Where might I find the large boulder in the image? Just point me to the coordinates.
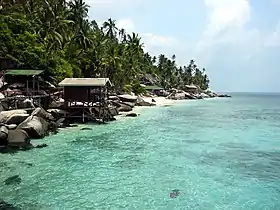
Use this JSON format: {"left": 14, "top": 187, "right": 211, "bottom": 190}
{"left": 118, "top": 94, "right": 138, "bottom": 103}
{"left": 16, "top": 98, "right": 35, "bottom": 109}
{"left": 121, "top": 101, "right": 135, "bottom": 108}
{"left": 0, "top": 110, "right": 27, "bottom": 123}
{"left": 185, "top": 93, "right": 197, "bottom": 100}
{"left": 49, "top": 98, "right": 64, "bottom": 109}
{"left": 5, "top": 113, "right": 29, "bottom": 125}
{"left": 111, "top": 101, "right": 122, "bottom": 108}
{"left": 18, "top": 116, "right": 49, "bottom": 138}
{"left": 0, "top": 126, "right": 8, "bottom": 145}
{"left": 108, "top": 95, "right": 119, "bottom": 101}
{"left": 90, "top": 106, "right": 118, "bottom": 120}
{"left": 136, "top": 97, "right": 155, "bottom": 106}
{"left": 47, "top": 109, "right": 67, "bottom": 120}
{"left": 126, "top": 113, "right": 138, "bottom": 117}
{"left": 166, "top": 92, "right": 186, "bottom": 100}
{"left": 6, "top": 124, "right": 17, "bottom": 129}
{"left": 200, "top": 93, "right": 210, "bottom": 98}
{"left": 7, "top": 128, "right": 30, "bottom": 147}
{"left": 118, "top": 103, "right": 133, "bottom": 112}
{"left": 31, "top": 107, "right": 54, "bottom": 121}
{"left": 108, "top": 107, "right": 118, "bottom": 116}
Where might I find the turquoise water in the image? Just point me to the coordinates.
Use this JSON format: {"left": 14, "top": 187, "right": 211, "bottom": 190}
{"left": 1, "top": 93, "right": 280, "bottom": 209}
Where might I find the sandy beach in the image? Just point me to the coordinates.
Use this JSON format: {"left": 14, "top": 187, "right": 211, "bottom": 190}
{"left": 141, "top": 96, "right": 176, "bottom": 106}
{"left": 116, "top": 96, "right": 178, "bottom": 118}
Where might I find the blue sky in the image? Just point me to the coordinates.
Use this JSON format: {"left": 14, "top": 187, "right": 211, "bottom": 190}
{"left": 85, "top": 0, "right": 280, "bottom": 92}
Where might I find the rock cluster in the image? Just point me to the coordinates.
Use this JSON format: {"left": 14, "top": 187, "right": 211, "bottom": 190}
{"left": 0, "top": 107, "right": 66, "bottom": 151}
{"left": 108, "top": 94, "right": 155, "bottom": 117}
{"left": 166, "top": 89, "right": 231, "bottom": 100}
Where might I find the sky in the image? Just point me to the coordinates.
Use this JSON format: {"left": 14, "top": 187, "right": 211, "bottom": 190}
{"left": 84, "top": 0, "right": 280, "bottom": 92}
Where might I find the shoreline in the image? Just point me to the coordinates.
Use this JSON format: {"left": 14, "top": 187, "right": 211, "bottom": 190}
{"left": 0, "top": 92, "right": 231, "bottom": 154}
{"left": 117, "top": 96, "right": 179, "bottom": 118}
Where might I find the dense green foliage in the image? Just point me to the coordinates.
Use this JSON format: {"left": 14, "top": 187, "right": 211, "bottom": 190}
{"left": 0, "top": 0, "right": 210, "bottom": 91}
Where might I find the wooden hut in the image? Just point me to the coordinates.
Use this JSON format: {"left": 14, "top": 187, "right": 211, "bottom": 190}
{"left": 1, "top": 69, "right": 49, "bottom": 109}
{"left": 144, "top": 85, "right": 164, "bottom": 96}
{"left": 58, "top": 78, "right": 112, "bottom": 122}
{"left": 4, "top": 69, "right": 45, "bottom": 95}
{"left": 184, "top": 84, "right": 199, "bottom": 94}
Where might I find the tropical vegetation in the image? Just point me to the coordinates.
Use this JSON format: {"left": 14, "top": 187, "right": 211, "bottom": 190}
{"left": 0, "top": 0, "right": 210, "bottom": 93}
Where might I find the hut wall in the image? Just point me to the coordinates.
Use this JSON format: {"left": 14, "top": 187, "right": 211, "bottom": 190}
{"left": 64, "top": 86, "right": 106, "bottom": 102}
{"left": 64, "top": 86, "right": 89, "bottom": 102}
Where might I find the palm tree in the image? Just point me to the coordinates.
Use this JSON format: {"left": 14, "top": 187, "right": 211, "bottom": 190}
{"left": 103, "top": 18, "right": 118, "bottom": 38}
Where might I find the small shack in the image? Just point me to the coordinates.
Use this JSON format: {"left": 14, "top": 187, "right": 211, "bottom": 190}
{"left": 1, "top": 69, "right": 50, "bottom": 110}
{"left": 184, "top": 84, "right": 199, "bottom": 94}
{"left": 58, "top": 78, "right": 112, "bottom": 122}
{"left": 144, "top": 85, "right": 164, "bottom": 96}
{"left": 4, "top": 69, "right": 44, "bottom": 95}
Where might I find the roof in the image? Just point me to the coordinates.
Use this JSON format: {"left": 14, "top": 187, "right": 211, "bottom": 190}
{"left": 58, "top": 78, "right": 111, "bottom": 87}
{"left": 185, "top": 84, "right": 198, "bottom": 89}
{"left": 5, "top": 69, "right": 44, "bottom": 76}
{"left": 144, "top": 85, "right": 164, "bottom": 90}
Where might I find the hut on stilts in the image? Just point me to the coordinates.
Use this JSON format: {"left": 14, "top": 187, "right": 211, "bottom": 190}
{"left": 0, "top": 69, "right": 51, "bottom": 110}
{"left": 58, "top": 78, "right": 113, "bottom": 123}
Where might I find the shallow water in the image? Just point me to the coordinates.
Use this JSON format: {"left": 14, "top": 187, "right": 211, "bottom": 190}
{"left": 1, "top": 93, "right": 280, "bottom": 209}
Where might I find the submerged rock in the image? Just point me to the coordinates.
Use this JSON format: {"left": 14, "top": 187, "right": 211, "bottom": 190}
{"left": 4, "top": 175, "right": 21, "bottom": 185}
{"left": 19, "top": 161, "right": 33, "bottom": 167}
{"left": 218, "top": 94, "right": 231, "bottom": 98}
{"left": 80, "top": 127, "right": 93, "bottom": 131}
{"left": 0, "top": 199, "right": 21, "bottom": 210}
{"left": 35, "top": 144, "right": 48, "bottom": 149}
{"left": 126, "top": 113, "right": 138, "bottom": 117}
{"left": 170, "top": 189, "right": 180, "bottom": 198}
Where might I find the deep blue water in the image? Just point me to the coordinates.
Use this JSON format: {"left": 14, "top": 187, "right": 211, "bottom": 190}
{"left": 1, "top": 93, "right": 280, "bottom": 209}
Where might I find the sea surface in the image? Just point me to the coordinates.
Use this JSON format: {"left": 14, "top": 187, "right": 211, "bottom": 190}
{"left": 1, "top": 93, "right": 280, "bottom": 209}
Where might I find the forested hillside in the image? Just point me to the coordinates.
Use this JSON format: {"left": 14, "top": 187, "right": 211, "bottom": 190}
{"left": 0, "top": 0, "right": 210, "bottom": 92}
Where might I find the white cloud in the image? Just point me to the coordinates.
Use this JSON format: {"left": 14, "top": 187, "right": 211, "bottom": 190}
{"left": 116, "top": 18, "right": 136, "bottom": 34}
{"left": 142, "top": 33, "right": 179, "bottom": 58}
{"left": 84, "top": 0, "right": 143, "bottom": 15}
{"left": 196, "top": 0, "right": 251, "bottom": 52}
{"left": 115, "top": 18, "right": 179, "bottom": 58}
{"left": 142, "top": 33, "right": 178, "bottom": 48}
{"left": 204, "top": 0, "right": 251, "bottom": 36}
{"left": 265, "top": 21, "right": 280, "bottom": 47}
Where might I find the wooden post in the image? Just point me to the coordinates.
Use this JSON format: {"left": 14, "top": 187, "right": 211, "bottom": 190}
{"left": 82, "top": 102, "right": 85, "bottom": 123}
{"left": 33, "top": 76, "right": 35, "bottom": 92}
{"left": 27, "top": 80, "right": 29, "bottom": 97}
